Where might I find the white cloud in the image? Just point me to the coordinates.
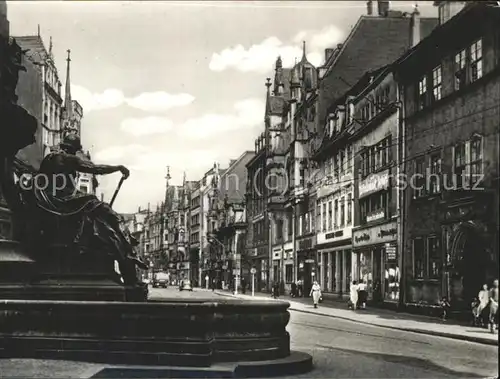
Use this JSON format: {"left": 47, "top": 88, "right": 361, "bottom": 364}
{"left": 94, "top": 144, "right": 147, "bottom": 163}
{"left": 121, "top": 116, "right": 174, "bottom": 136}
{"left": 179, "top": 98, "right": 264, "bottom": 139}
{"left": 70, "top": 85, "right": 195, "bottom": 113}
{"left": 209, "top": 25, "right": 344, "bottom": 73}
{"left": 126, "top": 92, "right": 195, "bottom": 112}
{"left": 71, "top": 85, "right": 125, "bottom": 111}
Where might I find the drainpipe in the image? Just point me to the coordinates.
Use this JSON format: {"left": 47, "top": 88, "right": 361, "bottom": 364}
{"left": 397, "top": 82, "right": 406, "bottom": 310}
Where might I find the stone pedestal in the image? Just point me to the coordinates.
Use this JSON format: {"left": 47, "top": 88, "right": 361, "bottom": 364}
{"left": 0, "top": 239, "right": 147, "bottom": 302}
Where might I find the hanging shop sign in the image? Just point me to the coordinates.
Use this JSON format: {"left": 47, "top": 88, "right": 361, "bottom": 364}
{"left": 358, "top": 169, "right": 390, "bottom": 198}
{"left": 385, "top": 243, "right": 397, "bottom": 261}
{"left": 353, "top": 221, "right": 397, "bottom": 247}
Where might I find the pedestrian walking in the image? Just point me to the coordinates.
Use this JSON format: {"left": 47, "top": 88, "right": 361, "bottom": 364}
{"left": 310, "top": 281, "right": 322, "bottom": 309}
{"left": 349, "top": 281, "right": 359, "bottom": 310}
{"left": 297, "top": 280, "right": 303, "bottom": 297}
{"left": 473, "top": 284, "right": 490, "bottom": 327}
{"left": 358, "top": 281, "right": 368, "bottom": 309}
{"left": 489, "top": 279, "right": 498, "bottom": 333}
{"left": 291, "top": 282, "right": 297, "bottom": 298}
{"left": 439, "top": 297, "right": 451, "bottom": 321}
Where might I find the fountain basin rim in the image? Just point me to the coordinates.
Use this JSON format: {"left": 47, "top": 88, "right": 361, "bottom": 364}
{"left": 0, "top": 298, "right": 291, "bottom": 310}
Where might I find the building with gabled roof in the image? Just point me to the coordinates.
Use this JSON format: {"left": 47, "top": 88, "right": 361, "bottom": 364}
{"left": 317, "top": 1, "right": 438, "bottom": 134}
{"left": 14, "top": 33, "right": 64, "bottom": 158}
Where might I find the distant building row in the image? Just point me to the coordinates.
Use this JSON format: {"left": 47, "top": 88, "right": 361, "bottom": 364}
{"left": 133, "top": 1, "right": 500, "bottom": 316}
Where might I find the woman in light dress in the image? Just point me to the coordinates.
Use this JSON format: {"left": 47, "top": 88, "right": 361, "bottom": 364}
{"left": 474, "top": 284, "right": 490, "bottom": 326}
{"left": 310, "top": 281, "right": 322, "bottom": 309}
{"left": 350, "top": 280, "right": 359, "bottom": 310}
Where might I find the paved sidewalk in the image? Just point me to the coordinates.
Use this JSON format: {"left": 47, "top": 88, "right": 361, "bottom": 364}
{"left": 213, "top": 290, "right": 499, "bottom": 346}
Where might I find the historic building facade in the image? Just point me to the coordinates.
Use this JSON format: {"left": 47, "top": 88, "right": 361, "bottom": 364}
{"left": 15, "top": 34, "right": 63, "bottom": 158}
{"left": 246, "top": 135, "right": 269, "bottom": 291}
{"left": 394, "top": 1, "right": 500, "bottom": 311}
{"left": 210, "top": 152, "right": 255, "bottom": 290}
{"left": 350, "top": 67, "right": 401, "bottom": 305}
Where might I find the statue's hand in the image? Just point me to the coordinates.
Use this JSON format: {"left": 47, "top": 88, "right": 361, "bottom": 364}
{"left": 118, "top": 165, "right": 130, "bottom": 179}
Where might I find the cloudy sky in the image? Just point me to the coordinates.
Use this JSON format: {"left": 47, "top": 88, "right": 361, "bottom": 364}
{"left": 7, "top": 1, "right": 436, "bottom": 213}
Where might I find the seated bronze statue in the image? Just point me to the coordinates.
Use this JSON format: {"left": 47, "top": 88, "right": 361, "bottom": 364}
{"left": 19, "top": 134, "right": 148, "bottom": 286}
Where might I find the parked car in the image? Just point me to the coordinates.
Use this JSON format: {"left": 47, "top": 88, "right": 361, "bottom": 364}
{"left": 152, "top": 272, "right": 169, "bottom": 288}
{"left": 179, "top": 280, "right": 193, "bottom": 291}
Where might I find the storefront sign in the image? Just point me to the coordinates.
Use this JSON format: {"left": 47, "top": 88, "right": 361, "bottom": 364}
{"left": 298, "top": 238, "right": 314, "bottom": 251}
{"left": 317, "top": 226, "right": 351, "bottom": 246}
{"left": 385, "top": 244, "right": 397, "bottom": 261}
{"left": 325, "top": 230, "right": 344, "bottom": 240}
{"left": 366, "top": 209, "right": 385, "bottom": 223}
{"left": 272, "top": 248, "right": 282, "bottom": 260}
{"left": 353, "top": 221, "right": 397, "bottom": 247}
{"left": 359, "top": 170, "right": 389, "bottom": 198}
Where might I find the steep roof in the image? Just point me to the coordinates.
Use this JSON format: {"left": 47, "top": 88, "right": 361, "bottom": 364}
{"left": 14, "top": 36, "right": 49, "bottom": 63}
{"left": 219, "top": 151, "right": 255, "bottom": 204}
{"left": 318, "top": 14, "right": 438, "bottom": 127}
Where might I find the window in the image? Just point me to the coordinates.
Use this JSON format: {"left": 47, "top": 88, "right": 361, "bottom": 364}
{"left": 432, "top": 66, "right": 442, "bottom": 102}
{"left": 414, "top": 157, "right": 425, "bottom": 198}
{"left": 339, "top": 150, "right": 345, "bottom": 174}
{"left": 347, "top": 193, "right": 352, "bottom": 224}
{"left": 427, "top": 236, "right": 441, "bottom": 279}
{"left": 285, "top": 264, "right": 293, "bottom": 283}
{"left": 361, "top": 103, "right": 370, "bottom": 122}
{"left": 327, "top": 201, "right": 332, "bottom": 231}
{"left": 429, "top": 153, "right": 441, "bottom": 194}
{"left": 316, "top": 204, "right": 321, "bottom": 232}
{"left": 455, "top": 49, "right": 467, "bottom": 91}
{"left": 413, "top": 238, "right": 425, "bottom": 279}
{"left": 470, "top": 136, "right": 483, "bottom": 186}
{"left": 334, "top": 199, "right": 338, "bottom": 228}
{"left": 299, "top": 168, "right": 305, "bottom": 187}
{"left": 340, "top": 196, "right": 345, "bottom": 226}
{"left": 454, "top": 142, "right": 467, "bottom": 188}
{"left": 322, "top": 203, "right": 326, "bottom": 232}
{"left": 347, "top": 145, "right": 353, "bottom": 169}
{"left": 470, "top": 39, "right": 483, "bottom": 82}
{"left": 276, "top": 219, "right": 284, "bottom": 241}
{"left": 360, "top": 199, "right": 367, "bottom": 224}
{"left": 418, "top": 75, "right": 427, "bottom": 110}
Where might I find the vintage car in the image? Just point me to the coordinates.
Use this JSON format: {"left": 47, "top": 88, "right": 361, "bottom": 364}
{"left": 152, "top": 272, "right": 169, "bottom": 288}
{"left": 179, "top": 279, "right": 193, "bottom": 291}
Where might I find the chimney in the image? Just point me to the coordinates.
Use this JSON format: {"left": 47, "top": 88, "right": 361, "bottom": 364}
{"left": 367, "top": 0, "right": 373, "bottom": 15}
{"left": 377, "top": 0, "right": 390, "bottom": 16}
{"left": 410, "top": 4, "right": 421, "bottom": 47}
{"left": 325, "top": 48, "right": 335, "bottom": 62}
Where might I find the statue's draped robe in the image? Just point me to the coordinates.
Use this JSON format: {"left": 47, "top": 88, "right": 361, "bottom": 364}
{"left": 29, "top": 152, "right": 135, "bottom": 266}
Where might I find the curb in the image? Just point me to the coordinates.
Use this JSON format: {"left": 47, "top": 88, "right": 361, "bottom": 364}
{"left": 89, "top": 351, "right": 313, "bottom": 378}
{"left": 214, "top": 291, "right": 499, "bottom": 347}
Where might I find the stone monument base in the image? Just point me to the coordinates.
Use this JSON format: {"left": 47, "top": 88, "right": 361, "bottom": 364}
{"left": 0, "top": 298, "right": 313, "bottom": 377}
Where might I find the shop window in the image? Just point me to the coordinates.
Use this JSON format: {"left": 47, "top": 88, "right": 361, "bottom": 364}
{"left": 427, "top": 236, "right": 441, "bottom": 279}
{"left": 413, "top": 238, "right": 425, "bottom": 279}
{"left": 285, "top": 264, "right": 293, "bottom": 283}
{"left": 384, "top": 262, "right": 400, "bottom": 301}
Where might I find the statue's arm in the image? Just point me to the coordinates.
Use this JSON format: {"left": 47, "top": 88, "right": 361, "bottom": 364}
{"left": 62, "top": 155, "right": 124, "bottom": 176}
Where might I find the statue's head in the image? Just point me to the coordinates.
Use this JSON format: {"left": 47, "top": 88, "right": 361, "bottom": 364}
{"left": 60, "top": 133, "right": 82, "bottom": 154}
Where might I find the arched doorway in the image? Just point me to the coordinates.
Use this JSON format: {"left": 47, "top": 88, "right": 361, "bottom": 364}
{"left": 448, "top": 222, "right": 492, "bottom": 308}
